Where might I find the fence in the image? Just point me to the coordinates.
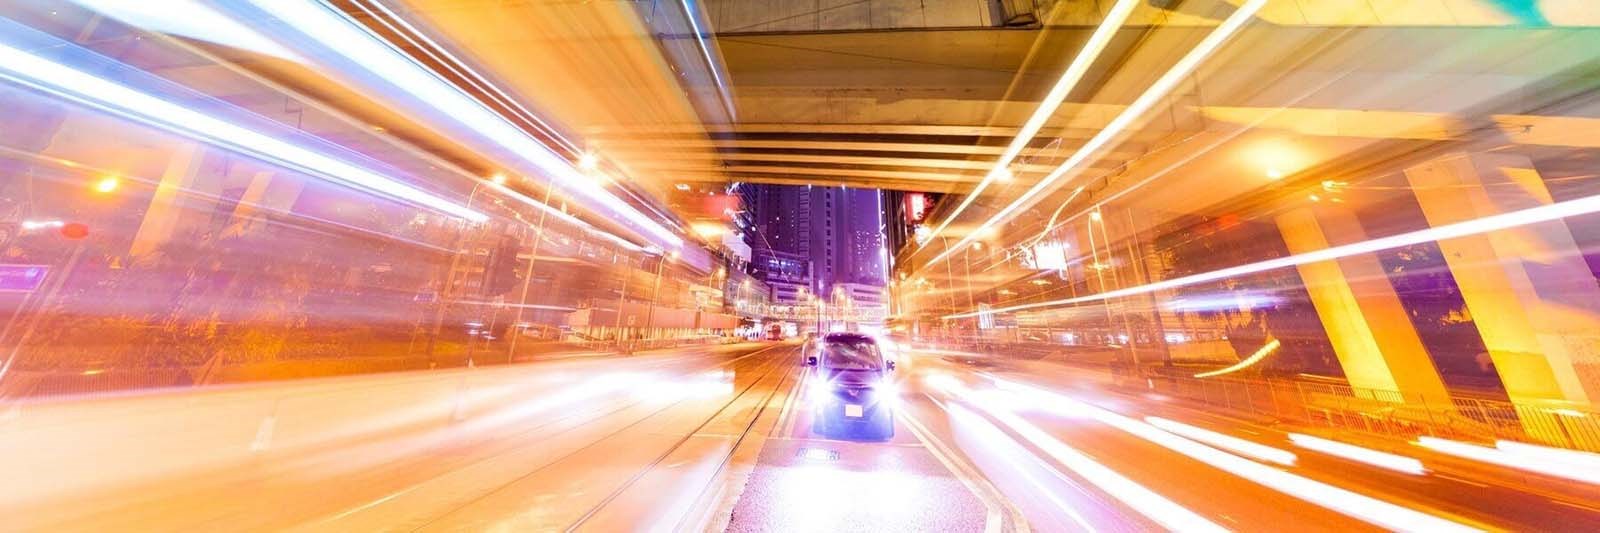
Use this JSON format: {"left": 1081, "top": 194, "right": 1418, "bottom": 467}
{"left": 1115, "top": 366, "right": 1600, "bottom": 452}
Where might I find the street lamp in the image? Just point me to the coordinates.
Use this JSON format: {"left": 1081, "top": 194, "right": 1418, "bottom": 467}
{"left": 92, "top": 175, "right": 119, "bottom": 194}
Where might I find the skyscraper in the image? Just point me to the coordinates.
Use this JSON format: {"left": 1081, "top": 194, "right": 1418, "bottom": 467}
{"left": 742, "top": 184, "right": 886, "bottom": 305}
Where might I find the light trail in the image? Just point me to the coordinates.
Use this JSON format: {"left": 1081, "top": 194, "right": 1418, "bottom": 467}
{"left": 1495, "top": 440, "right": 1600, "bottom": 472}
{"left": 917, "top": 0, "right": 1140, "bottom": 252}
{"left": 942, "top": 403, "right": 1102, "bottom": 532}
{"left": 921, "top": 0, "right": 1268, "bottom": 270}
{"left": 1145, "top": 417, "right": 1297, "bottom": 466}
{"left": 1418, "top": 437, "right": 1600, "bottom": 485}
{"left": 946, "top": 184, "right": 1600, "bottom": 319}
{"left": 0, "top": 38, "right": 485, "bottom": 222}
{"left": 1288, "top": 434, "right": 1426, "bottom": 475}
{"left": 1193, "top": 339, "right": 1281, "bottom": 378}
{"left": 679, "top": 0, "right": 737, "bottom": 120}
{"left": 927, "top": 374, "right": 1227, "bottom": 532}
{"left": 348, "top": 0, "right": 581, "bottom": 155}
{"left": 482, "top": 181, "right": 647, "bottom": 252}
{"left": 250, "top": 0, "right": 682, "bottom": 249}
{"left": 992, "top": 378, "right": 1481, "bottom": 532}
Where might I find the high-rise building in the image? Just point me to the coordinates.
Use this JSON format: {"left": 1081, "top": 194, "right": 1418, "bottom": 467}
{"left": 741, "top": 184, "right": 887, "bottom": 310}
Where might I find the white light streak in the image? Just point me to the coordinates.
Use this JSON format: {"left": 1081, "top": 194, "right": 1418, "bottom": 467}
{"left": 924, "top": 0, "right": 1267, "bottom": 270}
{"left": 947, "top": 183, "right": 1600, "bottom": 319}
{"left": 0, "top": 41, "right": 485, "bottom": 222}
{"left": 1146, "top": 417, "right": 1297, "bottom": 466}
{"left": 1288, "top": 434, "right": 1425, "bottom": 475}
{"left": 918, "top": 0, "right": 1141, "bottom": 251}
{"left": 71, "top": 0, "right": 300, "bottom": 60}
{"left": 1495, "top": 440, "right": 1600, "bottom": 472}
{"left": 1419, "top": 437, "right": 1600, "bottom": 485}
{"left": 930, "top": 377, "right": 1224, "bottom": 531}
{"left": 248, "top": 1, "right": 681, "bottom": 248}
{"left": 993, "top": 378, "right": 1479, "bottom": 532}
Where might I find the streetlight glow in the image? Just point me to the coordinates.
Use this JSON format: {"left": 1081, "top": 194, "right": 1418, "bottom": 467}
{"left": 93, "top": 175, "right": 120, "bottom": 194}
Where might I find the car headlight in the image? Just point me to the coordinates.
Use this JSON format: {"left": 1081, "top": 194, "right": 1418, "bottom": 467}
{"left": 874, "top": 379, "right": 900, "bottom": 405}
{"left": 809, "top": 378, "right": 833, "bottom": 404}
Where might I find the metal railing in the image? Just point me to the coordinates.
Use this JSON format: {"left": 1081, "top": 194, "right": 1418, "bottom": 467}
{"left": 1116, "top": 366, "right": 1600, "bottom": 452}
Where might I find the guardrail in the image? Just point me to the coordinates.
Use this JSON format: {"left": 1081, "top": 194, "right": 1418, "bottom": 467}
{"left": 1115, "top": 366, "right": 1600, "bottom": 452}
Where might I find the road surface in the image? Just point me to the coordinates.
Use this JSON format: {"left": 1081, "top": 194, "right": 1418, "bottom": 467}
{"left": 3, "top": 342, "right": 1597, "bottom": 531}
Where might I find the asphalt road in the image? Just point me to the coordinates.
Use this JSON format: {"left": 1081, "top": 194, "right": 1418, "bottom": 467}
{"left": 4, "top": 341, "right": 1597, "bottom": 531}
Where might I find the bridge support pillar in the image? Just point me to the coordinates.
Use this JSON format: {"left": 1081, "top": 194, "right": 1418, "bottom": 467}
{"left": 1404, "top": 153, "right": 1600, "bottom": 444}
{"left": 1275, "top": 205, "right": 1452, "bottom": 405}
{"left": 129, "top": 143, "right": 216, "bottom": 257}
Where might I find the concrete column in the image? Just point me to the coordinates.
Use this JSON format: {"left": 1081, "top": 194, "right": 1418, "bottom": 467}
{"left": 1276, "top": 206, "right": 1452, "bottom": 404}
{"left": 129, "top": 144, "right": 213, "bottom": 257}
{"left": 1404, "top": 153, "right": 1600, "bottom": 410}
{"left": 225, "top": 171, "right": 304, "bottom": 237}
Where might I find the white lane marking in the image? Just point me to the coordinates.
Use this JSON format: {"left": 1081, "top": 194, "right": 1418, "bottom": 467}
{"left": 1432, "top": 473, "right": 1489, "bottom": 489}
{"left": 1548, "top": 498, "right": 1600, "bottom": 514}
{"left": 250, "top": 415, "right": 276, "bottom": 452}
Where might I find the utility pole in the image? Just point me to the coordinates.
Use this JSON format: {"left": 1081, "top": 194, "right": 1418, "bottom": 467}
{"left": 642, "top": 252, "right": 668, "bottom": 351}
{"left": 505, "top": 184, "right": 557, "bottom": 363}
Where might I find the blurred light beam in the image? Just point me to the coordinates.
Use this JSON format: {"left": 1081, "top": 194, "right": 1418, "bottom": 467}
{"left": 1146, "top": 417, "right": 1297, "bottom": 466}
{"left": 945, "top": 185, "right": 1600, "bottom": 319}
{"left": 993, "top": 378, "right": 1480, "bottom": 532}
{"left": 933, "top": 377, "right": 1225, "bottom": 531}
{"left": 1193, "top": 339, "right": 1280, "bottom": 379}
{"left": 1288, "top": 434, "right": 1426, "bottom": 475}
{"left": 0, "top": 39, "right": 485, "bottom": 222}
{"left": 1418, "top": 437, "right": 1600, "bottom": 485}
{"left": 71, "top": 0, "right": 300, "bottom": 61}
{"left": 1495, "top": 440, "right": 1600, "bottom": 472}
{"left": 249, "top": 0, "right": 681, "bottom": 248}
{"left": 923, "top": 0, "right": 1268, "bottom": 270}
{"left": 918, "top": 0, "right": 1140, "bottom": 251}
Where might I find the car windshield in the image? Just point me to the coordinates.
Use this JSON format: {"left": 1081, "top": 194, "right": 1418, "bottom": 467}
{"left": 822, "top": 340, "right": 882, "bottom": 370}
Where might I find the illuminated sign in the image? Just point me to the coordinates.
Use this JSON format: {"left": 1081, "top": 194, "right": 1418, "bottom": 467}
{"left": 0, "top": 264, "right": 49, "bottom": 292}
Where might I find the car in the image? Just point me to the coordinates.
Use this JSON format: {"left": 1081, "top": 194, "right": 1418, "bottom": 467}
{"left": 806, "top": 332, "right": 897, "bottom": 439}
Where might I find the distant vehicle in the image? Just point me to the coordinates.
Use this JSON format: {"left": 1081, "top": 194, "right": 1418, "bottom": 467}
{"left": 807, "top": 332, "right": 897, "bottom": 439}
{"left": 764, "top": 323, "right": 784, "bottom": 341}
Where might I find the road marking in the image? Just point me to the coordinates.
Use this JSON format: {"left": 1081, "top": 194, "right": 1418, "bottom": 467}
{"left": 1549, "top": 498, "right": 1600, "bottom": 514}
{"left": 250, "top": 415, "right": 276, "bottom": 452}
{"left": 906, "top": 394, "right": 1029, "bottom": 533}
{"left": 1433, "top": 473, "right": 1489, "bottom": 488}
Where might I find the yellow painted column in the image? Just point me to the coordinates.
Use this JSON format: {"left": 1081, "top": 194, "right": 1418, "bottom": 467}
{"left": 1404, "top": 153, "right": 1600, "bottom": 412}
{"left": 129, "top": 143, "right": 212, "bottom": 257}
{"left": 224, "top": 171, "right": 304, "bottom": 237}
{"left": 1276, "top": 206, "right": 1452, "bottom": 405}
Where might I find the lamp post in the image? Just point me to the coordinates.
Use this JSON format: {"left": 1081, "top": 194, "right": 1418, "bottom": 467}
{"left": 424, "top": 179, "right": 494, "bottom": 368}
{"left": 642, "top": 250, "right": 671, "bottom": 351}
{"left": 505, "top": 182, "right": 558, "bottom": 363}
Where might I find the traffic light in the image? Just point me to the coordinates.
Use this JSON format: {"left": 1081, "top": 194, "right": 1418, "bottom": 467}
{"left": 483, "top": 236, "right": 523, "bottom": 296}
